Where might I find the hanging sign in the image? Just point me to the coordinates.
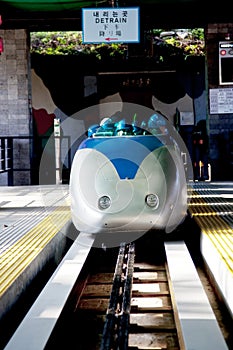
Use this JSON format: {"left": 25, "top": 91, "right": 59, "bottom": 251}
{"left": 82, "top": 7, "right": 140, "bottom": 44}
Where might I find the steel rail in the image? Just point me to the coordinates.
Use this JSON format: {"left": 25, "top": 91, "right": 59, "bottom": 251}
{"left": 100, "top": 242, "right": 135, "bottom": 350}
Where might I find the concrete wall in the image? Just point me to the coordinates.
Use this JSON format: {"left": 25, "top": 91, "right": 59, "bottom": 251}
{"left": 1, "top": 26, "right": 232, "bottom": 184}
{"left": 0, "top": 29, "right": 31, "bottom": 185}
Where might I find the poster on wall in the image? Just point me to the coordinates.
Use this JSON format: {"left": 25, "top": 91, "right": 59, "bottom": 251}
{"left": 179, "top": 111, "right": 194, "bottom": 125}
{"left": 82, "top": 7, "right": 140, "bottom": 44}
{"left": 209, "top": 88, "right": 233, "bottom": 114}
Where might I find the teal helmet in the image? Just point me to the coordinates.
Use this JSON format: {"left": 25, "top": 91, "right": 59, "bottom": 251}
{"left": 148, "top": 113, "right": 167, "bottom": 129}
{"left": 115, "top": 119, "right": 133, "bottom": 135}
{"left": 88, "top": 124, "right": 99, "bottom": 137}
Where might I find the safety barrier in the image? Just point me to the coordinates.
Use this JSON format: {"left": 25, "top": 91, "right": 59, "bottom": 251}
{"left": 0, "top": 136, "right": 71, "bottom": 185}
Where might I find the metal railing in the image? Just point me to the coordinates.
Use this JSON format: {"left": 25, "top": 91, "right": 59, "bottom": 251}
{"left": 0, "top": 136, "right": 71, "bottom": 186}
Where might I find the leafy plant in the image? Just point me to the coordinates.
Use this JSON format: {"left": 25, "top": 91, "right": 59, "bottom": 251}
{"left": 30, "top": 29, "right": 205, "bottom": 59}
{"left": 163, "top": 29, "right": 205, "bottom": 57}
{"left": 30, "top": 31, "right": 127, "bottom": 57}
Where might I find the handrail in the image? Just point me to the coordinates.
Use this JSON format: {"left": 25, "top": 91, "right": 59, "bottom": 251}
{"left": 0, "top": 136, "right": 71, "bottom": 185}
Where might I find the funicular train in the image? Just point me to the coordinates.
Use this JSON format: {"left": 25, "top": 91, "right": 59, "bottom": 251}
{"left": 69, "top": 108, "right": 190, "bottom": 237}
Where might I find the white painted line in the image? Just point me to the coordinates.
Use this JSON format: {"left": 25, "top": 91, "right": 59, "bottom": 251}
{"left": 4, "top": 232, "right": 95, "bottom": 350}
{"left": 165, "top": 241, "right": 228, "bottom": 350}
{"left": 201, "top": 233, "right": 233, "bottom": 319}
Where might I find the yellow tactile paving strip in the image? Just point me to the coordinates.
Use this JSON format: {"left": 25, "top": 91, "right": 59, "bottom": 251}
{"left": 0, "top": 206, "right": 71, "bottom": 298}
{"left": 188, "top": 188, "right": 233, "bottom": 275}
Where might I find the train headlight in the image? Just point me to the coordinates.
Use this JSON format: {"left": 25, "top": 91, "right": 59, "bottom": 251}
{"left": 98, "top": 196, "right": 111, "bottom": 209}
{"left": 145, "top": 194, "right": 159, "bottom": 208}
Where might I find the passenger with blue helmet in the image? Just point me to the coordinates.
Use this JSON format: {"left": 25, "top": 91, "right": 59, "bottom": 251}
{"left": 88, "top": 124, "right": 100, "bottom": 137}
{"left": 114, "top": 119, "right": 133, "bottom": 136}
{"left": 148, "top": 113, "right": 168, "bottom": 135}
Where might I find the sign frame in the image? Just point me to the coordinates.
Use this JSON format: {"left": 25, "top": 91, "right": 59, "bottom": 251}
{"left": 219, "top": 41, "right": 233, "bottom": 85}
{"left": 82, "top": 7, "right": 140, "bottom": 44}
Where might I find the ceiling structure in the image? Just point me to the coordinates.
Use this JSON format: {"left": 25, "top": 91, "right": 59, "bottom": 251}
{"left": 0, "top": 0, "right": 232, "bottom": 30}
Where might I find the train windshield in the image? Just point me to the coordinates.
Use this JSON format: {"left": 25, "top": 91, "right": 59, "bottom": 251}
{"left": 90, "top": 122, "right": 149, "bottom": 137}
{"left": 88, "top": 112, "right": 169, "bottom": 138}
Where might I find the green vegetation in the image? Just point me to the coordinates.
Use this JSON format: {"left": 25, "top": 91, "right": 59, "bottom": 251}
{"left": 161, "top": 28, "right": 205, "bottom": 56}
{"left": 30, "top": 31, "right": 83, "bottom": 55}
{"left": 30, "top": 29, "right": 205, "bottom": 59}
{"left": 30, "top": 31, "right": 128, "bottom": 58}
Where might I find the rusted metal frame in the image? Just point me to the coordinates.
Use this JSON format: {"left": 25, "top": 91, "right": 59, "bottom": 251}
{"left": 117, "top": 242, "right": 135, "bottom": 350}
{"left": 100, "top": 242, "right": 126, "bottom": 349}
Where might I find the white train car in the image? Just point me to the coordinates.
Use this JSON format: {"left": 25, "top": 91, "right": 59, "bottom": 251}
{"left": 70, "top": 112, "right": 189, "bottom": 236}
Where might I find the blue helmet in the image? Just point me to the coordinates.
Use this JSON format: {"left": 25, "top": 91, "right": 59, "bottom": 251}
{"left": 148, "top": 113, "right": 167, "bottom": 129}
{"left": 115, "top": 119, "right": 133, "bottom": 135}
{"left": 88, "top": 124, "right": 100, "bottom": 137}
{"left": 115, "top": 119, "right": 126, "bottom": 131}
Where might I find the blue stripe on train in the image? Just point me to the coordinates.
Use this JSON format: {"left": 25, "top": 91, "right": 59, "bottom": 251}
{"left": 78, "top": 136, "right": 163, "bottom": 179}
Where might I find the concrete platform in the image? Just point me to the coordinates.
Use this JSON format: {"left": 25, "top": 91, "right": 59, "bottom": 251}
{"left": 188, "top": 181, "right": 233, "bottom": 319}
{"left": 0, "top": 185, "right": 72, "bottom": 321}
{"left": 4, "top": 232, "right": 95, "bottom": 350}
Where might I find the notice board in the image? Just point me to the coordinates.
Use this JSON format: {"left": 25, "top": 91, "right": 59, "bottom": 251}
{"left": 209, "top": 88, "right": 233, "bottom": 114}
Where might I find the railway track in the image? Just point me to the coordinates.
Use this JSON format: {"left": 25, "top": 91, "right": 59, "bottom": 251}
{"left": 4, "top": 225, "right": 230, "bottom": 350}
{"left": 44, "top": 233, "right": 181, "bottom": 349}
